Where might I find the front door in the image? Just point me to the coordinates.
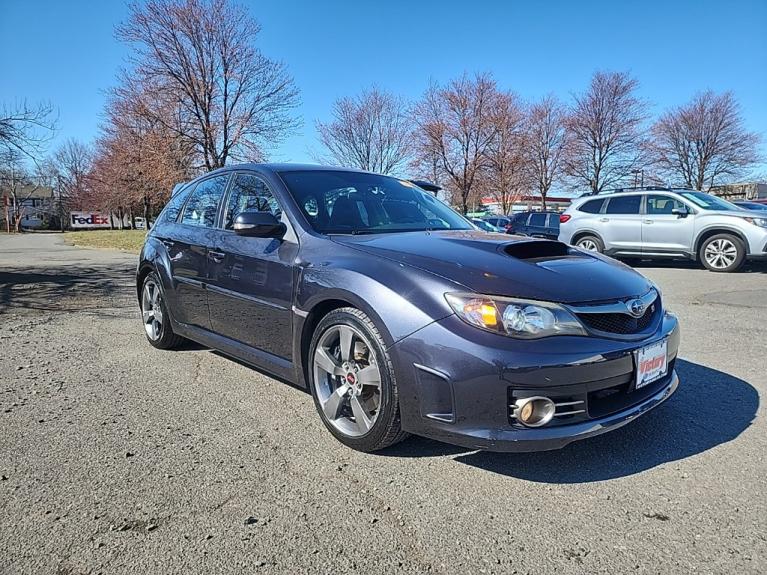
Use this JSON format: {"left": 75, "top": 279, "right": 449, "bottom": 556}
{"left": 206, "top": 172, "right": 298, "bottom": 360}
{"left": 164, "top": 174, "right": 231, "bottom": 329}
{"left": 600, "top": 194, "right": 643, "bottom": 252}
{"left": 642, "top": 194, "right": 696, "bottom": 255}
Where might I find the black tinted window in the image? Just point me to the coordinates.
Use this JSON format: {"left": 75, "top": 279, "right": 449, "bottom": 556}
{"left": 606, "top": 195, "right": 641, "bottom": 215}
{"left": 529, "top": 213, "right": 546, "bottom": 226}
{"left": 224, "top": 173, "right": 282, "bottom": 230}
{"left": 162, "top": 183, "right": 195, "bottom": 223}
{"left": 180, "top": 175, "right": 229, "bottom": 228}
{"left": 579, "top": 199, "right": 605, "bottom": 214}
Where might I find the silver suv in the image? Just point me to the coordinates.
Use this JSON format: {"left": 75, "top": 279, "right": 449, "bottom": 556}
{"left": 559, "top": 188, "right": 767, "bottom": 272}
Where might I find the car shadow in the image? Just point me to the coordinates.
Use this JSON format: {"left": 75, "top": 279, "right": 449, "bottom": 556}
{"left": 452, "top": 359, "right": 757, "bottom": 482}
{"left": 624, "top": 258, "right": 767, "bottom": 274}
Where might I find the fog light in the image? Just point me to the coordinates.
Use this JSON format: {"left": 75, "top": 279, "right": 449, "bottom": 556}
{"left": 515, "top": 396, "right": 556, "bottom": 427}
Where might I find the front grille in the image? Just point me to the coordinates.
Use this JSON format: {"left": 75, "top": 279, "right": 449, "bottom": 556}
{"left": 577, "top": 302, "right": 659, "bottom": 335}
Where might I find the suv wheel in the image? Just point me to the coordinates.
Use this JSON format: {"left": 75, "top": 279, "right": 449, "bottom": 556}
{"left": 141, "top": 272, "right": 185, "bottom": 349}
{"left": 575, "top": 235, "right": 604, "bottom": 253}
{"left": 699, "top": 234, "right": 745, "bottom": 272}
{"left": 308, "top": 308, "right": 409, "bottom": 452}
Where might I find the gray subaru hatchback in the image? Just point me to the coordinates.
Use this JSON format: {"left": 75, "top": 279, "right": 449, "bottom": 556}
{"left": 137, "top": 164, "right": 680, "bottom": 452}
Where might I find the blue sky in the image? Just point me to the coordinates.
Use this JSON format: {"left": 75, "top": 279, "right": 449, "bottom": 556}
{"left": 2, "top": 0, "right": 766, "bottom": 170}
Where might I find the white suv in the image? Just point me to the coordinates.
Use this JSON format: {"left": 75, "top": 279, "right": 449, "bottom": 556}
{"left": 559, "top": 188, "right": 767, "bottom": 272}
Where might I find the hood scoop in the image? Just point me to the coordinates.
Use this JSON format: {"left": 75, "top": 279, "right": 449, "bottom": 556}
{"left": 501, "top": 240, "right": 576, "bottom": 261}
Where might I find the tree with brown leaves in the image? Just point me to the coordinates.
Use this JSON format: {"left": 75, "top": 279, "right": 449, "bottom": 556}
{"left": 564, "top": 71, "right": 648, "bottom": 193}
{"left": 316, "top": 88, "right": 413, "bottom": 175}
{"left": 651, "top": 91, "right": 760, "bottom": 190}
{"left": 413, "top": 73, "right": 501, "bottom": 214}
{"left": 526, "top": 95, "right": 568, "bottom": 210}
{"left": 117, "top": 0, "right": 300, "bottom": 170}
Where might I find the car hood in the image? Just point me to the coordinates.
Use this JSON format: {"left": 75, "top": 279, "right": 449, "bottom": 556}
{"left": 332, "top": 230, "right": 653, "bottom": 304}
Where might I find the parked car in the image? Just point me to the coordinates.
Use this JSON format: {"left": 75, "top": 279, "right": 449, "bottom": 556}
{"left": 471, "top": 218, "right": 503, "bottom": 232}
{"left": 138, "top": 164, "right": 680, "bottom": 452}
{"left": 733, "top": 200, "right": 767, "bottom": 211}
{"left": 507, "top": 211, "right": 560, "bottom": 239}
{"left": 559, "top": 188, "right": 767, "bottom": 272}
{"left": 482, "top": 215, "right": 513, "bottom": 232}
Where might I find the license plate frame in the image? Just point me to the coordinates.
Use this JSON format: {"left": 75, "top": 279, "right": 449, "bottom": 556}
{"left": 634, "top": 339, "right": 668, "bottom": 390}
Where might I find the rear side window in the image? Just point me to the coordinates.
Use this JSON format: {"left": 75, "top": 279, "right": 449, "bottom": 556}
{"left": 529, "top": 213, "right": 546, "bottom": 226}
{"left": 162, "top": 183, "right": 195, "bottom": 223}
{"left": 180, "top": 174, "right": 230, "bottom": 228}
{"left": 578, "top": 199, "right": 605, "bottom": 214}
{"left": 605, "top": 195, "right": 641, "bottom": 215}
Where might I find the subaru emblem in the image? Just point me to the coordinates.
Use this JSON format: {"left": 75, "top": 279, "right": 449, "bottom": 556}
{"left": 626, "top": 298, "right": 645, "bottom": 318}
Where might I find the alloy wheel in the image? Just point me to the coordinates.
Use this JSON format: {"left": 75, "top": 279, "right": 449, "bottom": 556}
{"left": 704, "top": 238, "right": 738, "bottom": 270}
{"left": 312, "top": 324, "right": 382, "bottom": 437}
{"left": 141, "top": 279, "right": 164, "bottom": 341}
{"left": 578, "top": 239, "right": 599, "bottom": 252}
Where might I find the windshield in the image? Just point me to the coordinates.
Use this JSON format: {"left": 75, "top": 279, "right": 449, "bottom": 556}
{"left": 279, "top": 170, "right": 473, "bottom": 234}
{"left": 679, "top": 191, "right": 741, "bottom": 211}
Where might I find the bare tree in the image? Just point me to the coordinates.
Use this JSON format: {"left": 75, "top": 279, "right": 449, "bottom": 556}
{"left": 52, "top": 139, "right": 94, "bottom": 212}
{"left": 526, "top": 95, "right": 568, "bottom": 210}
{"left": 0, "top": 148, "right": 50, "bottom": 232}
{"left": 316, "top": 88, "right": 413, "bottom": 175}
{"left": 0, "top": 100, "right": 56, "bottom": 160}
{"left": 413, "top": 73, "right": 501, "bottom": 214}
{"left": 116, "top": 0, "right": 300, "bottom": 170}
{"left": 481, "top": 91, "right": 527, "bottom": 214}
{"left": 564, "top": 71, "right": 648, "bottom": 192}
{"left": 651, "top": 91, "right": 760, "bottom": 190}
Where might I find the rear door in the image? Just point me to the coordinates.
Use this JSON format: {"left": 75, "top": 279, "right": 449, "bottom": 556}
{"left": 600, "top": 195, "right": 643, "bottom": 252}
{"left": 164, "top": 173, "right": 231, "bottom": 329}
{"left": 642, "top": 194, "right": 696, "bottom": 255}
{"left": 526, "top": 212, "right": 548, "bottom": 237}
{"left": 206, "top": 172, "right": 298, "bottom": 360}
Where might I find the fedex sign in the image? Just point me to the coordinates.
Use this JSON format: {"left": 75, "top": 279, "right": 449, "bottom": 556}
{"left": 70, "top": 211, "right": 113, "bottom": 229}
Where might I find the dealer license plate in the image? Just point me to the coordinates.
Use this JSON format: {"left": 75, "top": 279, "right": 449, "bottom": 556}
{"left": 635, "top": 339, "right": 668, "bottom": 390}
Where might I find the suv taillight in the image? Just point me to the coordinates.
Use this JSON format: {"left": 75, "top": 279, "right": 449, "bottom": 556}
{"left": 559, "top": 214, "right": 571, "bottom": 223}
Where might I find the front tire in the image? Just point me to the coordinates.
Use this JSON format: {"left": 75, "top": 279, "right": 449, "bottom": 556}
{"left": 141, "top": 272, "right": 185, "bottom": 349}
{"left": 699, "top": 234, "right": 745, "bottom": 272}
{"left": 308, "top": 308, "right": 408, "bottom": 452}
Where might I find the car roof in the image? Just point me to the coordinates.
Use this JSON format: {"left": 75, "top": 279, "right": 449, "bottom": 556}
{"left": 209, "top": 162, "right": 378, "bottom": 175}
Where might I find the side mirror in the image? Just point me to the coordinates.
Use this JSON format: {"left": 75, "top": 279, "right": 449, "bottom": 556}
{"left": 233, "top": 211, "right": 286, "bottom": 238}
{"left": 671, "top": 207, "right": 688, "bottom": 218}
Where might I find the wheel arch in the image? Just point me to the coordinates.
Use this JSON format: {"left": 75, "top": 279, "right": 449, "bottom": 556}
{"left": 693, "top": 227, "right": 749, "bottom": 260}
{"left": 571, "top": 229, "right": 604, "bottom": 246}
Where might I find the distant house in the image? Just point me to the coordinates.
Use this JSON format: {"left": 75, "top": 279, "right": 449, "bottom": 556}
{"left": 0, "top": 185, "right": 55, "bottom": 230}
{"left": 709, "top": 182, "right": 767, "bottom": 201}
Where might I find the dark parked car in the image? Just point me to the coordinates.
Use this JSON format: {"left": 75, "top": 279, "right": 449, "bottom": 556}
{"left": 734, "top": 200, "right": 767, "bottom": 211}
{"left": 482, "top": 215, "right": 513, "bottom": 232}
{"left": 137, "top": 164, "right": 680, "bottom": 452}
{"left": 470, "top": 218, "right": 503, "bottom": 232}
{"left": 508, "top": 211, "right": 560, "bottom": 239}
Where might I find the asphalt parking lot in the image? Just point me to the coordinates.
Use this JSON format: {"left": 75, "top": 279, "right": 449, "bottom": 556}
{"left": 1, "top": 233, "right": 765, "bottom": 575}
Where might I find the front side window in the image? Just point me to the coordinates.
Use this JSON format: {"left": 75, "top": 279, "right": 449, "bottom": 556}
{"left": 279, "top": 170, "right": 472, "bottom": 234}
{"left": 180, "top": 175, "right": 230, "bottom": 227}
{"left": 224, "top": 173, "right": 282, "bottom": 230}
{"left": 647, "top": 195, "right": 685, "bottom": 215}
{"left": 529, "top": 213, "right": 546, "bottom": 226}
{"left": 605, "top": 195, "right": 641, "bottom": 215}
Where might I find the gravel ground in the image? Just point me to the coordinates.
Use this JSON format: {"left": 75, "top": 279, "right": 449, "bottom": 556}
{"left": 1, "top": 233, "right": 765, "bottom": 575}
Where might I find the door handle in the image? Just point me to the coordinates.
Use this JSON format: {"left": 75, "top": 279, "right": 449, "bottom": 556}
{"left": 598, "top": 218, "right": 609, "bottom": 222}
{"left": 643, "top": 219, "right": 653, "bottom": 224}
{"left": 160, "top": 238, "right": 175, "bottom": 249}
{"left": 208, "top": 250, "right": 225, "bottom": 263}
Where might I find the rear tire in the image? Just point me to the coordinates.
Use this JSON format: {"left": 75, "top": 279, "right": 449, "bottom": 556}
{"left": 308, "top": 307, "right": 409, "bottom": 452}
{"left": 575, "top": 234, "right": 604, "bottom": 253}
{"left": 141, "top": 272, "right": 185, "bottom": 350}
{"left": 699, "top": 234, "right": 745, "bottom": 272}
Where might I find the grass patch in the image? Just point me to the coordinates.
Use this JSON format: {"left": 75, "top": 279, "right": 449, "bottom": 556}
{"left": 65, "top": 229, "right": 147, "bottom": 253}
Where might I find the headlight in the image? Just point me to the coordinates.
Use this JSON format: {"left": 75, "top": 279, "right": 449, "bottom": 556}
{"left": 744, "top": 217, "right": 767, "bottom": 228}
{"left": 445, "top": 293, "right": 587, "bottom": 339}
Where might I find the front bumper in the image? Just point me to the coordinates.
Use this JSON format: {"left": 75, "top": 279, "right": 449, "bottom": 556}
{"left": 390, "top": 311, "right": 680, "bottom": 452}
